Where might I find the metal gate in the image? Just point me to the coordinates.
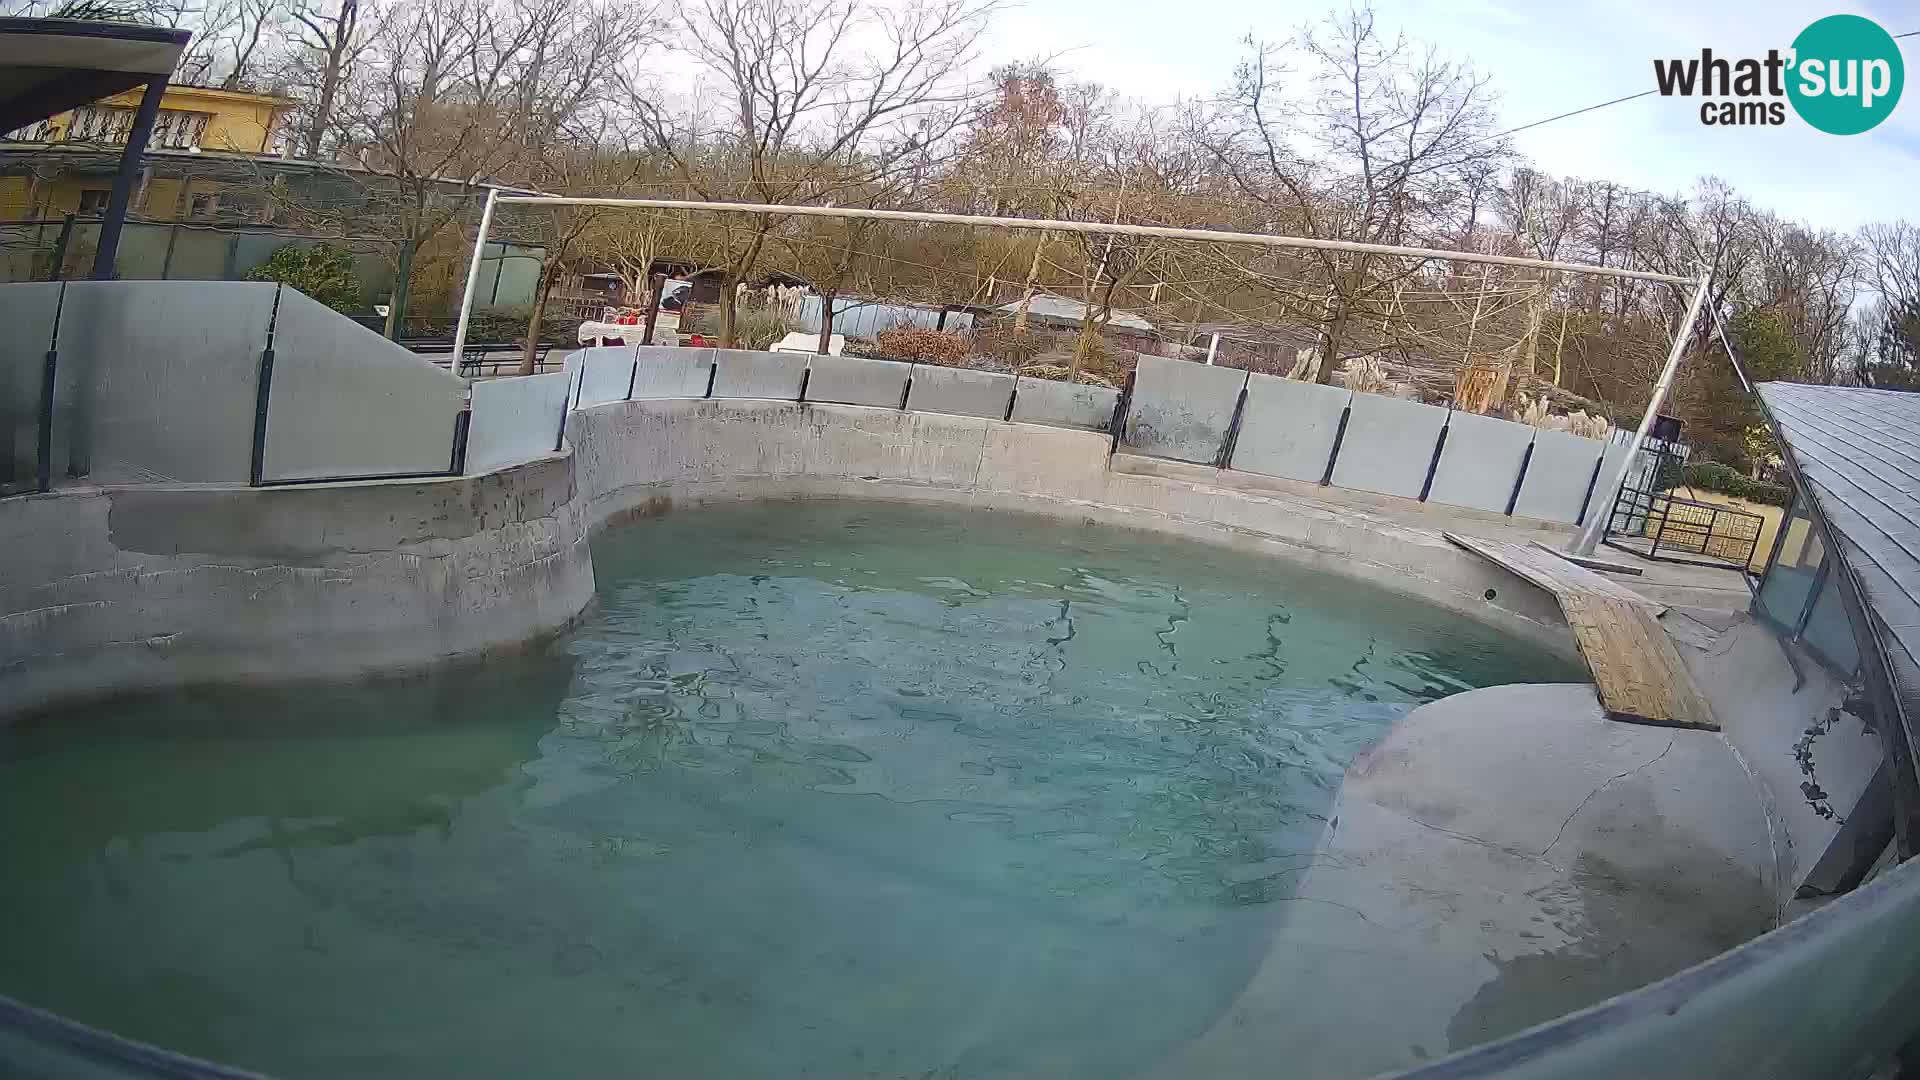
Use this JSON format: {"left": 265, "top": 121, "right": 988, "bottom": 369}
{"left": 1603, "top": 482, "right": 1767, "bottom": 574}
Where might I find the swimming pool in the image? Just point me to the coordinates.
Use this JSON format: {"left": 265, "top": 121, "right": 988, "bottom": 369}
{"left": 0, "top": 501, "right": 1580, "bottom": 1078}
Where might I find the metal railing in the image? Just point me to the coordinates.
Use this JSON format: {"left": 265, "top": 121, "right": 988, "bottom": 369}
{"left": 1604, "top": 482, "right": 1766, "bottom": 574}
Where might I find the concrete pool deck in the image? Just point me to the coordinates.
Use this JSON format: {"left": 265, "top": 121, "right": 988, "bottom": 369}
{"left": 1158, "top": 683, "right": 1777, "bottom": 1079}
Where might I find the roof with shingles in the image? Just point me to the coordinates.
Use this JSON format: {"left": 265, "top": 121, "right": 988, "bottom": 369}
{"left": 1757, "top": 382, "right": 1920, "bottom": 741}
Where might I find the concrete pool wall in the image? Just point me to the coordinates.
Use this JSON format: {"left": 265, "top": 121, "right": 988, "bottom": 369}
{"left": 0, "top": 454, "right": 593, "bottom": 715}
{"left": 6, "top": 393, "right": 1920, "bottom": 1080}
{"left": 2, "top": 396, "right": 1585, "bottom": 715}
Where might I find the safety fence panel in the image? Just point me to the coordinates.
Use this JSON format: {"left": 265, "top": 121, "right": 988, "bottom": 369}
{"left": 0, "top": 283, "right": 61, "bottom": 496}
{"left": 571, "top": 347, "right": 640, "bottom": 408}
{"left": 1427, "top": 410, "right": 1535, "bottom": 514}
{"left": 1123, "top": 353, "right": 1249, "bottom": 465}
{"left": 1513, "top": 429, "right": 1606, "bottom": 525}
{"left": 628, "top": 346, "right": 715, "bottom": 400}
{"left": 1009, "top": 377, "right": 1119, "bottom": 432}
{"left": 52, "top": 280, "right": 273, "bottom": 484}
{"left": 1229, "top": 373, "right": 1352, "bottom": 483}
{"left": 711, "top": 349, "right": 808, "bottom": 400}
{"left": 1328, "top": 392, "right": 1450, "bottom": 499}
{"left": 805, "top": 354, "right": 912, "bottom": 408}
{"left": 258, "top": 288, "right": 466, "bottom": 483}
{"left": 906, "top": 366, "right": 1014, "bottom": 419}
{"left": 466, "top": 371, "right": 571, "bottom": 475}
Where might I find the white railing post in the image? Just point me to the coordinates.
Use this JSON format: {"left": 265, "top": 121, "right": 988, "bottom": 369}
{"left": 452, "top": 187, "right": 500, "bottom": 379}
{"left": 1570, "top": 272, "right": 1712, "bottom": 556}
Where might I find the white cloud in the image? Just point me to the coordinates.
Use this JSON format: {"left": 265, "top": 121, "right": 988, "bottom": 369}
{"left": 977, "top": 0, "right": 1918, "bottom": 231}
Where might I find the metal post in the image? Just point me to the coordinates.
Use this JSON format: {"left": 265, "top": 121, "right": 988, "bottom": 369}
{"left": 1570, "top": 272, "right": 1712, "bottom": 556}
{"left": 91, "top": 75, "right": 167, "bottom": 280}
{"left": 489, "top": 196, "right": 1696, "bottom": 285}
{"left": 452, "top": 187, "right": 500, "bottom": 377}
{"left": 1205, "top": 332, "right": 1220, "bottom": 365}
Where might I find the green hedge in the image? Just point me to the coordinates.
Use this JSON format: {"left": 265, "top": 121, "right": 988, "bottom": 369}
{"left": 1661, "top": 459, "right": 1791, "bottom": 508}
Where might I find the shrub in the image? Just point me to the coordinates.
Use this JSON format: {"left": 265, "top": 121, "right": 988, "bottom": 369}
{"left": 246, "top": 242, "right": 362, "bottom": 313}
{"left": 403, "top": 311, "right": 571, "bottom": 344}
{"left": 972, "top": 326, "right": 1047, "bottom": 366}
{"left": 688, "top": 306, "right": 795, "bottom": 350}
{"left": 872, "top": 328, "right": 968, "bottom": 365}
{"left": 1662, "top": 458, "right": 1792, "bottom": 507}
{"left": 1012, "top": 363, "right": 1118, "bottom": 388}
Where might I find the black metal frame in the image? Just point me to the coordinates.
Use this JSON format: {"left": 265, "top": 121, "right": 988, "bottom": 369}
{"left": 1602, "top": 482, "right": 1766, "bottom": 576}
{"left": 1748, "top": 485, "right": 1861, "bottom": 681}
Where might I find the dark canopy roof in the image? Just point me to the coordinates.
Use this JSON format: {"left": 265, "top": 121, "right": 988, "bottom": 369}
{"left": 0, "top": 17, "right": 188, "bottom": 134}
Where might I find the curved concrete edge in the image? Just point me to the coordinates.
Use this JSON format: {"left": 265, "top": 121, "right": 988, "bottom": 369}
{"left": 567, "top": 397, "right": 1580, "bottom": 662}
{"left": 1, "top": 395, "right": 1580, "bottom": 717}
{"left": 1158, "top": 683, "right": 1779, "bottom": 1080}
{"left": 0, "top": 453, "right": 595, "bottom": 716}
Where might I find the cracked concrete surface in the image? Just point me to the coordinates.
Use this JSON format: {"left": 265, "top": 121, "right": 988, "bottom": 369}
{"left": 1155, "top": 683, "right": 1777, "bottom": 1080}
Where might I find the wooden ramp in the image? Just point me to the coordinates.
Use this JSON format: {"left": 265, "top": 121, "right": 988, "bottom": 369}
{"left": 1446, "top": 533, "right": 1718, "bottom": 730}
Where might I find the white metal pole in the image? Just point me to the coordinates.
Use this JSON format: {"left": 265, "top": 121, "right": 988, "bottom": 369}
{"left": 491, "top": 196, "right": 1693, "bottom": 285}
{"left": 1205, "top": 332, "right": 1220, "bottom": 365}
{"left": 1569, "top": 272, "right": 1712, "bottom": 556}
{"left": 452, "top": 187, "right": 500, "bottom": 378}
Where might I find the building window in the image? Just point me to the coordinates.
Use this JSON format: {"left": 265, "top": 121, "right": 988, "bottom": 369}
{"left": 57, "top": 106, "right": 209, "bottom": 149}
{"left": 151, "top": 110, "right": 211, "bottom": 150}
{"left": 188, "top": 193, "right": 220, "bottom": 220}
{"left": 2, "top": 119, "right": 53, "bottom": 142}
{"left": 65, "top": 106, "right": 137, "bottom": 144}
{"left": 77, "top": 189, "right": 112, "bottom": 215}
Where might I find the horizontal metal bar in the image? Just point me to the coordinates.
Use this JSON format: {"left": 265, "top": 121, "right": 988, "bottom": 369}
{"left": 253, "top": 469, "right": 459, "bottom": 487}
{"left": 491, "top": 196, "right": 1695, "bottom": 285}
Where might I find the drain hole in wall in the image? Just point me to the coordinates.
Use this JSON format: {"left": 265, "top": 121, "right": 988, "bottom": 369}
{"left": 1483, "top": 589, "right": 1498, "bottom": 601}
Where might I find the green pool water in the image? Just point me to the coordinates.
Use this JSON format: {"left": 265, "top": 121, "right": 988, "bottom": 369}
{"left": 0, "top": 501, "right": 1578, "bottom": 1079}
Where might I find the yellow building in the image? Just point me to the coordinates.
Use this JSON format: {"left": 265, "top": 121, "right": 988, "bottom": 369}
{"left": 0, "top": 84, "right": 291, "bottom": 223}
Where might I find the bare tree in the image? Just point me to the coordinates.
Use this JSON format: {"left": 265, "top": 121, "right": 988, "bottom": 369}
{"left": 176, "top": 0, "right": 282, "bottom": 88}
{"left": 625, "top": 0, "right": 994, "bottom": 347}
{"left": 1206, "top": 5, "right": 1508, "bottom": 382}
{"left": 286, "top": 0, "right": 377, "bottom": 158}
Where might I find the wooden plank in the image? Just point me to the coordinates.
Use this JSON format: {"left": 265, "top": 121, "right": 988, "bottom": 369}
{"left": 1446, "top": 533, "right": 1663, "bottom": 612}
{"left": 1445, "top": 531, "right": 1716, "bottom": 730}
{"left": 1561, "top": 594, "right": 1717, "bottom": 729}
{"left": 1528, "top": 538, "right": 1644, "bottom": 576}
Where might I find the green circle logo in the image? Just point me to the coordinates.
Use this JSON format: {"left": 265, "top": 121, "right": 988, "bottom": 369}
{"left": 1787, "top": 14, "right": 1904, "bottom": 135}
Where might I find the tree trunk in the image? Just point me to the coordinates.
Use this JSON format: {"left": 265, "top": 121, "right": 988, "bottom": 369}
{"left": 383, "top": 236, "right": 415, "bottom": 340}
{"left": 1072, "top": 276, "right": 1121, "bottom": 381}
{"left": 817, "top": 292, "right": 835, "bottom": 354}
{"left": 1316, "top": 295, "right": 1351, "bottom": 386}
{"left": 1552, "top": 312, "right": 1570, "bottom": 387}
{"left": 718, "top": 278, "right": 738, "bottom": 349}
{"left": 302, "top": 0, "right": 356, "bottom": 159}
{"left": 1461, "top": 264, "right": 1494, "bottom": 363}
{"left": 520, "top": 259, "right": 556, "bottom": 376}
{"left": 1013, "top": 236, "right": 1045, "bottom": 333}
{"left": 1521, "top": 288, "right": 1547, "bottom": 372}
{"left": 1070, "top": 308, "right": 1097, "bottom": 381}
{"left": 640, "top": 272, "right": 665, "bottom": 346}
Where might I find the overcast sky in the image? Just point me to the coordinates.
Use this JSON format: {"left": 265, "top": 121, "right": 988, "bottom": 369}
{"left": 977, "top": 0, "right": 1917, "bottom": 235}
